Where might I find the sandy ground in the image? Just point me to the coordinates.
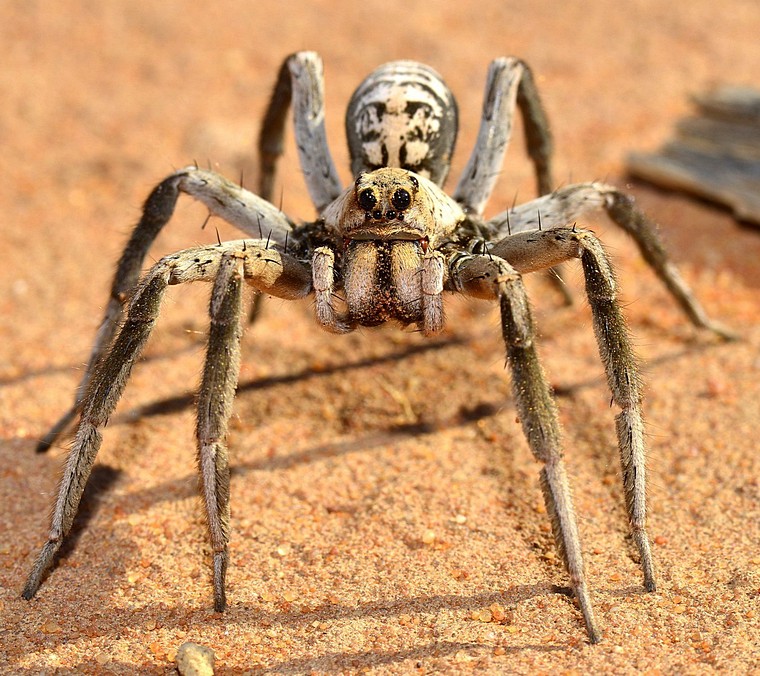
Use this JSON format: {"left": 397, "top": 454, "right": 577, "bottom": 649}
{"left": 1, "top": 1, "right": 759, "bottom": 673}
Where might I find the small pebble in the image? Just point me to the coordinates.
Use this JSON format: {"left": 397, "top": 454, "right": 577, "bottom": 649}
{"left": 490, "top": 604, "right": 507, "bottom": 622}
{"left": 39, "top": 620, "right": 62, "bottom": 634}
{"left": 176, "top": 641, "right": 216, "bottom": 676}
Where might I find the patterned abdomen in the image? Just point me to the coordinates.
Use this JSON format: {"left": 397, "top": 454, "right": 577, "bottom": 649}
{"left": 345, "top": 61, "right": 458, "bottom": 187}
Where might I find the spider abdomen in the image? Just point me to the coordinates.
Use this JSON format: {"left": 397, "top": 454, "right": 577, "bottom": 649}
{"left": 346, "top": 61, "right": 458, "bottom": 186}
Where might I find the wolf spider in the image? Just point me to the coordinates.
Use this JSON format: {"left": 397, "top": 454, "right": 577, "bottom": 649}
{"left": 24, "top": 52, "right": 731, "bottom": 643}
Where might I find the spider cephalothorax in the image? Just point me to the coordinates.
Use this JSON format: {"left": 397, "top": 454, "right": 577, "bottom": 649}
{"left": 25, "top": 51, "right": 732, "bottom": 644}
{"left": 325, "top": 168, "right": 462, "bottom": 243}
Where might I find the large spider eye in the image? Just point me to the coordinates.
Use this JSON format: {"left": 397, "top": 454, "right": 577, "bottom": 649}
{"left": 358, "top": 188, "right": 377, "bottom": 211}
{"left": 391, "top": 188, "right": 411, "bottom": 211}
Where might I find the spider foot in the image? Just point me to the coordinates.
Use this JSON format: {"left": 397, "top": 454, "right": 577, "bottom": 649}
{"left": 22, "top": 539, "right": 61, "bottom": 600}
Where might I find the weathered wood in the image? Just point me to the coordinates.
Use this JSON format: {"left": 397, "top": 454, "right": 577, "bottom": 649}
{"left": 628, "top": 86, "right": 760, "bottom": 227}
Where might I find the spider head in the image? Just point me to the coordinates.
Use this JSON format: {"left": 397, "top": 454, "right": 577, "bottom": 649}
{"left": 355, "top": 170, "right": 417, "bottom": 224}
{"left": 322, "top": 167, "right": 463, "bottom": 247}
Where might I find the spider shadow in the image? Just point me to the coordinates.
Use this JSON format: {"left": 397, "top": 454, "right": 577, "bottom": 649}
{"left": 4, "top": 641, "right": 554, "bottom": 676}
{"left": 23, "top": 323, "right": 722, "bottom": 620}
{"left": 118, "top": 401, "right": 501, "bottom": 509}
{"left": 551, "top": 337, "right": 729, "bottom": 400}
{"left": 2, "top": 332, "right": 207, "bottom": 389}
{"left": 116, "top": 335, "right": 467, "bottom": 423}
{"left": 263, "top": 639, "right": 565, "bottom": 675}
{"left": 8, "top": 585, "right": 568, "bottom": 674}
{"left": 50, "top": 464, "right": 123, "bottom": 567}
{"left": 249, "top": 586, "right": 568, "bottom": 673}
{"left": 229, "top": 584, "right": 568, "bottom": 629}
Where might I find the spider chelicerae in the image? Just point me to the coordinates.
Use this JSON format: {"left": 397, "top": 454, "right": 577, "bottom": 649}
{"left": 24, "top": 51, "right": 732, "bottom": 643}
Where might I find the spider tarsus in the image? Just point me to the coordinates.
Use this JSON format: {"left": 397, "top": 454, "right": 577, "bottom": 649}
{"left": 633, "top": 530, "right": 657, "bottom": 592}
{"left": 571, "top": 581, "right": 602, "bottom": 644}
{"left": 22, "top": 539, "right": 61, "bottom": 600}
{"left": 213, "top": 551, "right": 228, "bottom": 612}
{"left": 703, "top": 320, "right": 740, "bottom": 342}
{"left": 587, "top": 624, "right": 603, "bottom": 645}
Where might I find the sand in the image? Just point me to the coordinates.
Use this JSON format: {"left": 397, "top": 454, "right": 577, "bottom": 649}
{"left": 1, "top": 2, "right": 759, "bottom": 673}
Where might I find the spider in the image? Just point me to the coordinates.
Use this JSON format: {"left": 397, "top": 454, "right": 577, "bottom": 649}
{"left": 24, "top": 51, "right": 732, "bottom": 643}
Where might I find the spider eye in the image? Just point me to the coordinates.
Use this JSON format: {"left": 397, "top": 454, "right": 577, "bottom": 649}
{"left": 358, "top": 188, "right": 377, "bottom": 211}
{"left": 391, "top": 188, "right": 411, "bottom": 211}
